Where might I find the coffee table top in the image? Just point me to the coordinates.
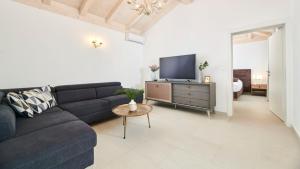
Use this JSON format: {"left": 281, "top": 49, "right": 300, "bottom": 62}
{"left": 112, "top": 104, "right": 152, "bottom": 117}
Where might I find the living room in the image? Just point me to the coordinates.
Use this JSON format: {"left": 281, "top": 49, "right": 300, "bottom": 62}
{"left": 0, "top": 0, "right": 300, "bottom": 169}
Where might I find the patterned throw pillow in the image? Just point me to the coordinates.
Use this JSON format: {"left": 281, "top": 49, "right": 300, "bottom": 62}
{"left": 6, "top": 86, "right": 57, "bottom": 117}
{"left": 21, "top": 86, "right": 57, "bottom": 114}
{"left": 41, "top": 86, "right": 57, "bottom": 108}
{"left": 22, "top": 89, "right": 49, "bottom": 114}
{"left": 7, "top": 92, "right": 34, "bottom": 118}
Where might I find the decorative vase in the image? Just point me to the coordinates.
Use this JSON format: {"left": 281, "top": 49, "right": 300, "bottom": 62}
{"left": 129, "top": 99, "right": 137, "bottom": 112}
{"left": 199, "top": 71, "right": 203, "bottom": 83}
{"left": 151, "top": 71, "right": 157, "bottom": 81}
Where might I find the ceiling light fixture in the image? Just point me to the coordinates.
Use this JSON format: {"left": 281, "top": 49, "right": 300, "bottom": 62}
{"left": 127, "top": 0, "right": 168, "bottom": 16}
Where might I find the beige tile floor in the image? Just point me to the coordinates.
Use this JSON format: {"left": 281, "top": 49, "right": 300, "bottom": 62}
{"left": 88, "top": 95, "right": 300, "bottom": 169}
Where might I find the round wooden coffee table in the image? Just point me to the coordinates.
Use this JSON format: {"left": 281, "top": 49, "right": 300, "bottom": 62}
{"left": 112, "top": 104, "right": 153, "bottom": 139}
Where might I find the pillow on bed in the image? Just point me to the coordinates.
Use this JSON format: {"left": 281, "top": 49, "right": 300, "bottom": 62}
{"left": 233, "top": 78, "right": 239, "bottom": 82}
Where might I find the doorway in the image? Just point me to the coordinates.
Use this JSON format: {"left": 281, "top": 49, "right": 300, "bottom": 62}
{"left": 231, "top": 25, "right": 286, "bottom": 122}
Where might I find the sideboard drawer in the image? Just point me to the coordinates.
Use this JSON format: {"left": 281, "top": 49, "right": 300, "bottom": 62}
{"left": 173, "top": 84, "right": 209, "bottom": 93}
{"left": 190, "top": 99, "right": 209, "bottom": 108}
{"left": 173, "top": 96, "right": 209, "bottom": 108}
{"left": 173, "top": 90, "right": 209, "bottom": 100}
{"left": 173, "top": 96, "right": 190, "bottom": 105}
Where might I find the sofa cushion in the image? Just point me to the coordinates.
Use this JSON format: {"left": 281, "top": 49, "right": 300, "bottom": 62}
{"left": 56, "top": 88, "right": 97, "bottom": 104}
{"left": 15, "top": 107, "right": 78, "bottom": 136}
{"left": 40, "top": 86, "right": 57, "bottom": 108}
{"left": 101, "top": 95, "right": 130, "bottom": 108}
{"left": 21, "top": 90, "right": 48, "bottom": 114}
{"left": 0, "top": 105, "right": 16, "bottom": 142}
{"left": 0, "top": 120, "right": 97, "bottom": 169}
{"left": 0, "top": 91, "right": 4, "bottom": 103}
{"left": 59, "top": 99, "right": 110, "bottom": 118}
{"left": 96, "top": 86, "right": 122, "bottom": 98}
{"left": 1, "top": 86, "right": 56, "bottom": 105}
{"left": 6, "top": 92, "right": 34, "bottom": 118}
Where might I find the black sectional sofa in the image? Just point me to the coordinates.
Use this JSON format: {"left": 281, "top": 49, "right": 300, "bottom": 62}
{"left": 0, "top": 82, "right": 143, "bottom": 169}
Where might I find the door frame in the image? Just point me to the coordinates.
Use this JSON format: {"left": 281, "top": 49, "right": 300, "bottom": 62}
{"left": 227, "top": 19, "right": 294, "bottom": 127}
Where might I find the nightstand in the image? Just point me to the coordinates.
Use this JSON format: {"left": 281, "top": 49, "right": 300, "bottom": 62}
{"left": 251, "top": 84, "right": 267, "bottom": 96}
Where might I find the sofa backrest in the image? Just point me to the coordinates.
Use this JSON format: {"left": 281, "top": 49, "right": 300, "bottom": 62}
{"left": 55, "top": 82, "right": 122, "bottom": 104}
{"left": 95, "top": 86, "right": 122, "bottom": 98}
{"left": 0, "top": 87, "right": 56, "bottom": 105}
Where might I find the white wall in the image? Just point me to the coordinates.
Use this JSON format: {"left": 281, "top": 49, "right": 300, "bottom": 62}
{"left": 293, "top": 0, "right": 300, "bottom": 135}
{"left": 233, "top": 41, "right": 268, "bottom": 84}
{"left": 0, "top": 0, "right": 144, "bottom": 89}
{"left": 143, "top": 0, "right": 290, "bottom": 113}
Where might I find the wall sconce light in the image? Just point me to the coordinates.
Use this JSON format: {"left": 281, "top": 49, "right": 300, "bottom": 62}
{"left": 92, "top": 40, "right": 103, "bottom": 48}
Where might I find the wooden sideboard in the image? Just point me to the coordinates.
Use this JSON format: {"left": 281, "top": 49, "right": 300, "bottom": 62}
{"left": 145, "top": 81, "right": 216, "bottom": 118}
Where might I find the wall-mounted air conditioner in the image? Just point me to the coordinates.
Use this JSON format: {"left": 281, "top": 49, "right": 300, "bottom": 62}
{"left": 125, "top": 32, "right": 145, "bottom": 45}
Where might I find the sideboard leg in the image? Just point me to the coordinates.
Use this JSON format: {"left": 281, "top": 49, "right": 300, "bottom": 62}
{"left": 174, "top": 104, "right": 177, "bottom": 109}
{"left": 206, "top": 110, "right": 211, "bottom": 119}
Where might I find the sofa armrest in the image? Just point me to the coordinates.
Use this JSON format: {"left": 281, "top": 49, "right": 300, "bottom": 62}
{"left": 0, "top": 104, "right": 16, "bottom": 142}
{"left": 0, "top": 91, "right": 4, "bottom": 103}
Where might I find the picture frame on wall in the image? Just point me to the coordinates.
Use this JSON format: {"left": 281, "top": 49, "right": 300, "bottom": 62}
{"left": 204, "top": 76, "right": 212, "bottom": 83}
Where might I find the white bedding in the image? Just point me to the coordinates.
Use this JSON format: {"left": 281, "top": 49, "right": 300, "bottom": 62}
{"left": 233, "top": 79, "right": 243, "bottom": 92}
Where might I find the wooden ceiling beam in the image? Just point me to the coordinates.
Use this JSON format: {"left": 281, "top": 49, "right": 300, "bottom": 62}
{"left": 79, "top": 0, "right": 94, "bottom": 16}
{"left": 126, "top": 14, "right": 145, "bottom": 30}
{"left": 105, "top": 0, "right": 124, "bottom": 23}
{"left": 177, "top": 0, "right": 193, "bottom": 4}
{"left": 17, "top": 0, "right": 187, "bottom": 36}
{"left": 42, "top": 0, "right": 51, "bottom": 5}
{"left": 16, "top": 0, "right": 129, "bottom": 34}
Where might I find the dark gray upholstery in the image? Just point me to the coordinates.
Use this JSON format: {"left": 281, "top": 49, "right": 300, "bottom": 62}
{"left": 0, "top": 105, "right": 16, "bottom": 142}
{"left": 59, "top": 99, "right": 110, "bottom": 119}
{"left": 0, "top": 121, "right": 96, "bottom": 169}
{"left": 0, "top": 82, "right": 143, "bottom": 169}
{"left": 56, "top": 88, "right": 97, "bottom": 104}
{"left": 0, "top": 91, "right": 4, "bottom": 103}
{"left": 79, "top": 111, "right": 116, "bottom": 124}
{"left": 15, "top": 107, "right": 78, "bottom": 136}
{"left": 55, "top": 82, "right": 132, "bottom": 124}
{"left": 101, "top": 95, "right": 130, "bottom": 108}
{"left": 96, "top": 86, "right": 122, "bottom": 98}
{"left": 0, "top": 86, "right": 56, "bottom": 107}
{"left": 55, "top": 82, "right": 121, "bottom": 91}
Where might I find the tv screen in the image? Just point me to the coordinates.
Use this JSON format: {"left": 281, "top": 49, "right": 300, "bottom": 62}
{"left": 160, "top": 54, "right": 196, "bottom": 80}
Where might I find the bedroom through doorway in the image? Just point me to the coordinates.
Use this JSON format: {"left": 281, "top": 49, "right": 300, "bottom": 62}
{"left": 231, "top": 25, "right": 286, "bottom": 122}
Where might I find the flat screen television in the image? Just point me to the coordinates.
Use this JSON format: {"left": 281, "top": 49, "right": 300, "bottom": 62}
{"left": 159, "top": 54, "right": 196, "bottom": 80}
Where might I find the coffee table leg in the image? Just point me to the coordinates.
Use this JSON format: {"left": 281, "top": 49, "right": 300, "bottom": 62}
{"left": 147, "top": 113, "right": 151, "bottom": 128}
{"left": 123, "top": 116, "right": 127, "bottom": 139}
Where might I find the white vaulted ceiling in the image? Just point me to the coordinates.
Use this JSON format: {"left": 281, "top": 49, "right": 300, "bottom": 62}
{"left": 16, "top": 0, "right": 193, "bottom": 35}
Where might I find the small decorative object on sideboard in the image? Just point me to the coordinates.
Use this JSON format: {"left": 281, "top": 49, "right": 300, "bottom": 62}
{"left": 204, "top": 76, "right": 212, "bottom": 83}
{"left": 149, "top": 64, "right": 160, "bottom": 81}
{"left": 198, "top": 61, "right": 209, "bottom": 83}
{"left": 117, "top": 89, "right": 144, "bottom": 111}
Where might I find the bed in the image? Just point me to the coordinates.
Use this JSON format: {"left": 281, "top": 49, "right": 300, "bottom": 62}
{"left": 233, "top": 69, "right": 251, "bottom": 100}
{"left": 233, "top": 79, "right": 243, "bottom": 99}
